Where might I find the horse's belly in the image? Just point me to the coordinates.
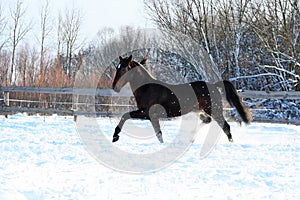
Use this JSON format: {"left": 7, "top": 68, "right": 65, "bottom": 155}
{"left": 164, "top": 99, "right": 198, "bottom": 117}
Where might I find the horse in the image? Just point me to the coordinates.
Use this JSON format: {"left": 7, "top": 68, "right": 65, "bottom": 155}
{"left": 111, "top": 55, "right": 252, "bottom": 143}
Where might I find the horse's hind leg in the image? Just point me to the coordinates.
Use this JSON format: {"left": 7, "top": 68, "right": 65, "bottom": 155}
{"left": 209, "top": 97, "right": 233, "bottom": 142}
{"left": 199, "top": 111, "right": 212, "bottom": 124}
{"left": 150, "top": 119, "right": 163, "bottom": 143}
{"left": 149, "top": 104, "right": 166, "bottom": 143}
{"left": 214, "top": 115, "right": 233, "bottom": 142}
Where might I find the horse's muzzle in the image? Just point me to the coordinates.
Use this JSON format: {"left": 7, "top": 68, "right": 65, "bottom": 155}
{"left": 112, "top": 83, "right": 121, "bottom": 93}
{"left": 113, "top": 87, "right": 120, "bottom": 93}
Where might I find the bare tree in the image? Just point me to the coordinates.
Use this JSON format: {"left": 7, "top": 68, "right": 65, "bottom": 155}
{"left": 56, "top": 13, "right": 63, "bottom": 59}
{"left": 91, "top": 26, "right": 159, "bottom": 70}
{"left": 145, "top": 0, "right": 299, "bottom": 90}
{"left": 8, "top": 0, "right": 31, "bottom": 84}
{"left": 0, "top": 51, "right": 10, "bottom": 86}
{"left": 76, "top": 26, "right": 161, "bottom": 90}
{"left": 215, "top": 0, "right": 250, "bottom": 79}
{"left": 145, "top": 0, "right": 222, "bottom": 81}
{"left": 0, "top": 3, "right": 7, "bottom": 51}
{"left": 60, "top": 7, "right": 82, "bottom": 78}
{"left": 0, "top": 3, "right": 8, "bottom": 85}
{"left": 38, "top": 0, "right": 51, "bottom": 82}
{"left": 247, "top": 0, "right": 300, "bottom": 90}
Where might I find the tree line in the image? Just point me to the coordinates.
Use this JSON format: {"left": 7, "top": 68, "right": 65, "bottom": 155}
{"left": 0, "top": 0, "right": 82, "bottom": 87}
{"left": 0, "top": 0, "right": 299, "bottom": 92}
{"left": 145, "top": 0, "right": 300, "bottom": 91}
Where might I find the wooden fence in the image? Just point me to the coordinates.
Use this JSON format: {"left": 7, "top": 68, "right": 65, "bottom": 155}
{"left": 1, "top": 86, "right": 300, "bottom": 124}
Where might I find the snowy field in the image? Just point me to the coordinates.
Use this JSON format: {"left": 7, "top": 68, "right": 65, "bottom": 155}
{"left": 0, "top": 113, "right": 299, "bottom": 200}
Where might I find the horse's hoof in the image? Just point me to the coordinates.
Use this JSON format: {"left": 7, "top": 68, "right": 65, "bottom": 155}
{"left": 156, "top": 132, "right": 164, "bottom": 143}
{"left": 202, "top": 117, "right": 212, "bottom": 124}
{"left": 112, "top": 135, "right": 120, "bottom": 143}
{"left": 229, "top": 138, "right": 233, "bottom": 142}
{"left": 200, "top": 114, "right": 212, "bottom": 124}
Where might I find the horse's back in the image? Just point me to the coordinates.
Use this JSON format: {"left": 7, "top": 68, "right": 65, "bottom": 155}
{"left": 190, "top": 81, "right": 215, "bottom": 96}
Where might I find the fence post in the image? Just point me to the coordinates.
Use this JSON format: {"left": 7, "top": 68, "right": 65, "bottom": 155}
{"left": 3, "top": 91, "right": 9, "bottom": 106}
{"left": 72, "top": 93, "right": 78, "bottom": 122}
{"left": 3, "top": 91, "right": 9, "bottom": 118}
{"left": 74, "top": 114, "right": 77, "bottom": 122}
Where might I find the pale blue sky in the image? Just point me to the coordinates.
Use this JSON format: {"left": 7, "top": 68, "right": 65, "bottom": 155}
{"left": 3, "top": 0, "right": 154, "bottom": 46}
{"left": 55, "top": 0, "right": 152, "bottom": 35}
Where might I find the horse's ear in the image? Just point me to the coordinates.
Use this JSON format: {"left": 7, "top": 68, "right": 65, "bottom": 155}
{"left": 119, "top": 56, "right": 123, "bottom": 60}
{"left": 140, "top": 57, "right": 147, "bottom": 65}
{"left": 128, "top": 55, "right": 133, "bottom": 62}
{"left": 126, "top": 55, "right": 133, "bottom": 69}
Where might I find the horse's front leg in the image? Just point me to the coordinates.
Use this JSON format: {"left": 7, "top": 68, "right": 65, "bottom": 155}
{"left": 112, "top": 109, "right": 147, "bottom": 142}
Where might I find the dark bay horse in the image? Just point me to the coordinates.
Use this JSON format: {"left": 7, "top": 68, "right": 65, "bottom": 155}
{"left": 112, "top": 55, "right": 252, "bottom": 143}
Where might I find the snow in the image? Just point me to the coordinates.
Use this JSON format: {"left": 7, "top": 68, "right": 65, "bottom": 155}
{"left": 0, "top": 113, "right": 299, "bottom": 199}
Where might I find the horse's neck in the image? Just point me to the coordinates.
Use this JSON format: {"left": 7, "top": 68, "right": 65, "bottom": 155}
{"left": 137, "top": 65, "right": 155, "bottom": 81}
{"left": 129, "top": 64, "right": 156, "bottom": 91}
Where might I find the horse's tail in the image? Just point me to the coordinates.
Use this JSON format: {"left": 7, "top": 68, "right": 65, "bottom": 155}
{"left": 214, "top": 80, "right": 252, "bottom": 124}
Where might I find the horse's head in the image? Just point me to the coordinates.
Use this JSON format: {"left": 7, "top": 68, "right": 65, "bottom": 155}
{"left": 112, "top": 55, "right": 148, "bottom": 92}
{"left": 112, "top": 55, "right": 133, "bottom": 92}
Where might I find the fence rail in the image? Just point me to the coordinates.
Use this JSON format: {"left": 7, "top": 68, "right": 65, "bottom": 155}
{"left": 239, "top": 90, "right": 300, "bottom": 100}
{"left": 1, "top": 86, "right": 300, "bottom": 124}
{"left": 2, "top": 86, "right": 300, "bottom": 98}
{"left": 0, "top": 86, "right": 132, "bottom": 96}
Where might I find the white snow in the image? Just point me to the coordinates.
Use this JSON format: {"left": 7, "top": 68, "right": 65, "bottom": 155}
{"left": 0, "top": 113, "right": 299, "bottom": 199}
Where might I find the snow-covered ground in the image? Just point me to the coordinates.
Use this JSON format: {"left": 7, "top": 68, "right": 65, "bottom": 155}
{"left": 0, "top": 113, "right": 299, "bottom": 199}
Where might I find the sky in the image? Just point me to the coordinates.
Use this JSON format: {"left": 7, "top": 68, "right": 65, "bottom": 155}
{"left": 53, "top": 0, "right": 152, "bottom": 35}
{"left": 3, "top": 0, "right": 154, "bottom": 46}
